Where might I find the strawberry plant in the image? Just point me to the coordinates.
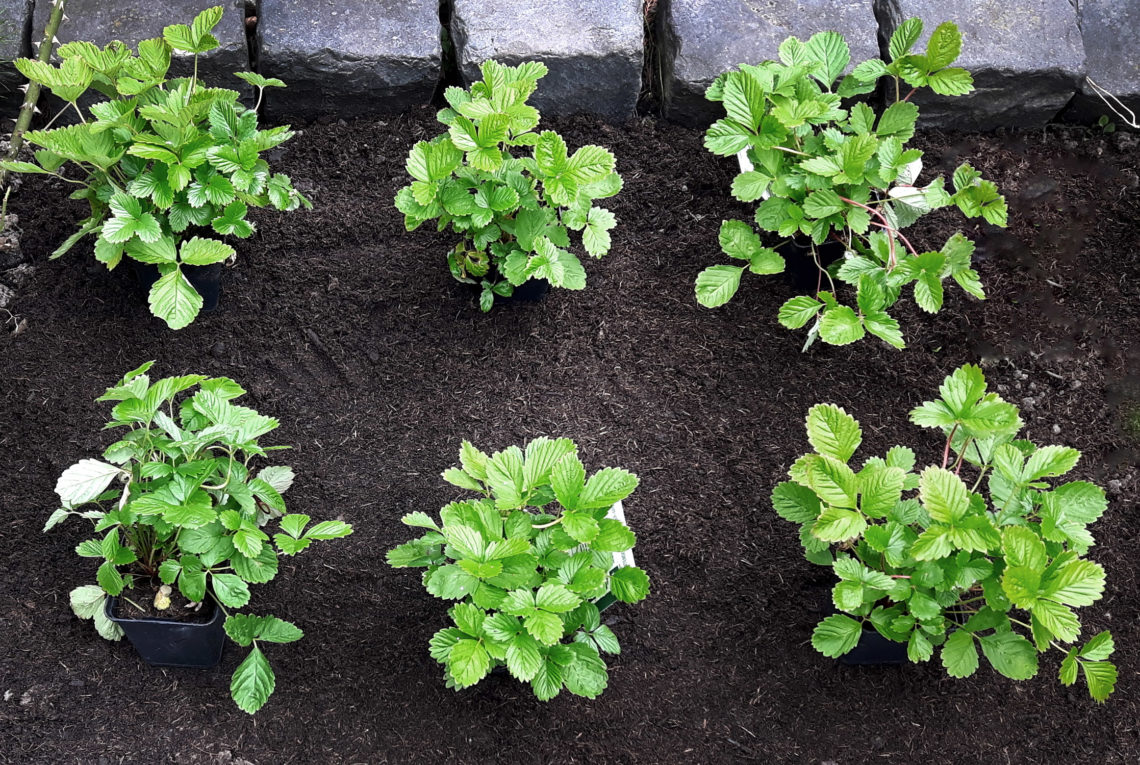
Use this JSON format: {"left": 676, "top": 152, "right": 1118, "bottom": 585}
{"left": 388, "top": 438, "right": 650, "bottom": 699}
{"left": 772, "top": 364, "right": 1116, "bottom": 701}
{"left": 0, "top": 6, "right": 310, "bottom": 329}
{"left": 395, "top": 60, "right": 622, "bottom": 311}
{"left": 696, "top": 19, "right": 1008, "bottom": 350}
{"left": 45, "top": 362, "right": 352, "bottom": 713}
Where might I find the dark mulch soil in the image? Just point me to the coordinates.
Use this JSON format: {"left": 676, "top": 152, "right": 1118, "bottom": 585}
{"left": 1, "top": 107, "right": 1138, "bottom": 764}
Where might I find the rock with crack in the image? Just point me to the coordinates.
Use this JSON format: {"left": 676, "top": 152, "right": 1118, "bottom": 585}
{"left": 258, "top": 0, "right": 441, "bottom": 122}
{"left": 877, "top": 0, "right": 1086, "bottom": 130}
{"left": 1064, "top": 0, "right": 1140, "bottom": 125}
{"left": 657, "top": 0, "right": 878, "bottom": 127}
{"left": 450, "top": 0, "right": 643, "bottom": 121}
{"left": 32, "top": 0, "right": 248, "bottom": 86}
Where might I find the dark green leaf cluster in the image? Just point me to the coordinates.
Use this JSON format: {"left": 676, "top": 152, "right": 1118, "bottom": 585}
{"left": 0, "top": 7, "right": 309, "bottom": 329}
{"left": 45, "top": 362, "right": 352, "bottom": 714}
{"left": 696, "top": 20, "right": 1008, "bottom": 350}
{"left": 772, "top": 365, "right": 1115, "bottom": 701}
{"left": 388, "top": 438, "right": 650, "bottom": 699}
{"left": 394, "top": 60, "right": 622, "bottom": 311}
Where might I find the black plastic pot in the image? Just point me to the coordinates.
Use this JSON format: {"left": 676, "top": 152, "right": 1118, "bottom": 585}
{"left": 778, "top": 238, "right": 846, "bottom": 291}
{"left": 105, "top": 597, "right": 226, "bottom": 669}
{"left": 503, "top": 278, "right": 550, "bottom": 303}
{"left": 838, "top": 625, "right": 909, "bottom": 666}
{"left": 131, "top": 261, "right": 223, "bottom": 313}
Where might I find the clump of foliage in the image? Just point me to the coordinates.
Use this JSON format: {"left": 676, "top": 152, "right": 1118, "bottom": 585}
{"left": 395, "top": 60, "right": 622, "bottom": 311}
{"left": 696, "top": 19, "right": 1008, "bottom": 349}
{"left": 388, "top": 438, "right": 650, "bottom": 699}
{"left": 46, "top": 362, "right": 352, "bottom": 713}
{"left": 0, "top": 6, "right": 309, "bottom": 329}
{"left": 772, "top": 364, "right": 1116, "bottom": 701}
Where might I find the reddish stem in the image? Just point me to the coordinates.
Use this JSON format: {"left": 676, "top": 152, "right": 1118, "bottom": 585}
{"left": 838, "top": 195, "right": 924, "bottom": 272}
{"left": 838, "top": 196, "right": 899, "bottom": 268}
{"left": 941, "top": 423, "right": 959, "bottom": 469}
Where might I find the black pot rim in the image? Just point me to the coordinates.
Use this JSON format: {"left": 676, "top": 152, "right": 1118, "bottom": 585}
{"left": 105, "top": 595, "right": 221, "bottom": 628}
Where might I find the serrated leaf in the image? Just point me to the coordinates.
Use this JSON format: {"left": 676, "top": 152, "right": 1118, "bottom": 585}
{"left": 778, "top": 295, "right": 823, "bottom": 329}
{"left": 812, "top": 506, "right": 866, "bottom": 542}
{"left": 979, "top": 631, "right": 1038, "bottom": 681}
{"left": 876, "top": 101, "right": 918, "bottom": 141}
{"left": 731, "top": 171, "right": 771, "bottom": 202}
{"left": 211, "top": 573, "right": 251, "bottom": 608}
{"left": 149, "top": 267, "right": 203, "bottom": 330}
{"left": 56, "top": 460, "right": 122, "bottom": 507}
{"left": 536, "top": 583, "right": 581, "bottom": 613}
{"left": 609, "top": 566, "right": 650, "bottom": 603}
{"left": 524, "top": 610, "right": 565, "bottom": 646}
{"left": 927, "top": 68, "right": 974, "bottom": 96}
{"left": 910, "top": 527, "right": 953, "bottom": 560}
{"left": 531, "top": 655, "right": 564, "bottom": 700}
{"left": 94, "top": 558, "right": 123, "bottom": 596}
{"left": 942, "top": 629, "right": 979, "bottom": 678}
{"left": 1080, "top": 631, "right": 1115, "bottom": 661}
{"left": 1043, "top": 559, "right": 1105, "bottom": 607}
{"left": 919, "top": 467, "right": 969, "bottom": 524}
{"left": 1082, "top": 661, "right": 1117, "bottom": 702}
{"left": 771, "top": 482, "right": 822, "bottom": 524}
{"left": 506, "top": 634, "right": 544, "bottom": 681}
{"left": 812, "top": 614, "right": 862, "bottom": 658}
{"left": 579, "top": 468, "right": 639, "bottom": 510}
{"left": 305, "top": 520, "right": 353, "bottom": 540}
{"left": 819, "top": 306, "right": 865, "bottom": 345}
{"left": 230, "top": 647, "right": 275, "bottom": 714}
{"left": 889, "top": 17, "right": 923, "bottom": 61}
{"left": 695, "top": 265, "right": 744, "bottom": 308}
{"left": 806, "top": 404, "right": 862, "bottom": 462}
{"left": 582, "top": 207, "right": 616, "bottom": 258}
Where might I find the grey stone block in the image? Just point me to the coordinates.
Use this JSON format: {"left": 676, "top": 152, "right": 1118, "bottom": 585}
{"left": 1067, "top": 0, "right": 1140, "bottom": 124}
{"left": 31, "top": 0, "right": 249, "bottom": 89}
{"left": 0, "top": 0, "right": 30, "bottom": 118}
{"left": 878, "top": 0, "right": 1086, "bottom": 130}
{"left": 258, "top": 0, "right": 441, "bottom": 123}
{"left": 658, "top": 0, "right": 879, "bottom": 127}
{"left": 451, "top": 0, "right": 643, "bottom": 122}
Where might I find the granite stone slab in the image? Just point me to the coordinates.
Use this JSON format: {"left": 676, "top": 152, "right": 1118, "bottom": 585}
{"left": 877, "top": 0, "right": 1086, "bottom": 130}
{"left": 0, "top": 0, "right": 30, "bottom": 117}
{"left": 32, "top": 0, "right": 248, "bottom": 89}
{"left": 1067, "top": 0, "right": 1140, "bottom": 124}
{"left": 259, "top": 0, "right": 441, "bottom": 122}
{"left": 450, "top": 0, "right": 643, "bottom": 121}
{"left": 658, "top": 0, "right": 878, "bottom": 127}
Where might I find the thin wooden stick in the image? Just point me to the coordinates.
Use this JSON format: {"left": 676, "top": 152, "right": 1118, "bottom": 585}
{"left": 0, "top": 0, "right": 67, "bottom": 191}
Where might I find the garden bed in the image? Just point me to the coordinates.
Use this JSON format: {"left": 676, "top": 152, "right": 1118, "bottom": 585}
{"left": 0, "top": 108, "right": 1137, "bottom": 763}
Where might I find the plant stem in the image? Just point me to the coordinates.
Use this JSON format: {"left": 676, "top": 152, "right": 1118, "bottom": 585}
{"left": 941, "top": 424, "right": 959, "bottom": 469}
{"left": 773, "top": 145, "right": 810, "bottom": 157}
{"left": 837, "top": 195, "right": 917, "bottom": 269}
{"left": 952, "top": 438, "right": 972, "bottom": 475}
{"left": 970, "top": 465, "right": 990, "bottom": 492}
{"left": 0, "top": 0, "right": 68, "bottom": 190}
